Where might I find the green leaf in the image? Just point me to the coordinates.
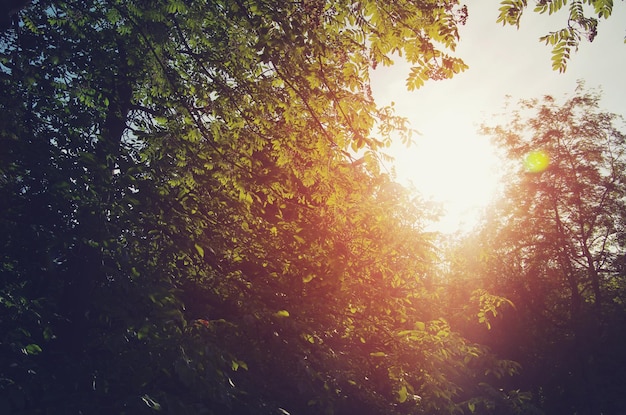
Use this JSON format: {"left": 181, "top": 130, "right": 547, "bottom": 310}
{"left": 141, "top": 394, "right": 162, "bottom": 411}
{"left": 23, "top": 344, "right": 42, "bottom": 355}
{"left": 43, "top": 327, "right": 54, "bottom": 341}
{"left": 231, "top": 359, "right": 248, "bottom": 371}
{"left": 194, "top": 243, "right": 204, "bottom": 258}
{"left": 397, "top": 385, "right": 408, "bottom": 403}
{"left": 137, "top": 325, "right": 151, "bottom": 340}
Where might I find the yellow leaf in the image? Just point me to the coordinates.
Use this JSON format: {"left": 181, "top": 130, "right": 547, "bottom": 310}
{"left": 194, "top": 244, "right": 204, "bottom": 258}
{"left": 369, "top": 351, "right": 386, "bottom": 357}
{"left": 232, "top": 359, "right": 248, "bottom": 371}
{"left": 274, "top": 310, "right": 290, "bottom": 317}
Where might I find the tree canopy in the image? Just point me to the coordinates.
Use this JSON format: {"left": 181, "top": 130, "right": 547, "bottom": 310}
{"left": 2, "top": 1, "right": 625, "bottom": 414}
{"left": 462, "top": 86, "right": 626, "bottom": 414}
{"left": 0, "top": 1, "right": 530, "bottom": 414}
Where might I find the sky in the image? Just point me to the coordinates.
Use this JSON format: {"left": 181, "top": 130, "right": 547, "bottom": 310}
{"left": 369, "top": 1, "right": 626, "bottom": 233}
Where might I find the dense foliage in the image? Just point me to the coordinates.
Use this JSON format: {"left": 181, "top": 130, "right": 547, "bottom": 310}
{"left": 0, "top": 1, "right": 530, "bottom": 414}
{"left": 3, "top": 1, "right": 624, "bottom": 414}
{"left": 448, "top": 87, "right": 626, "bottom": 414}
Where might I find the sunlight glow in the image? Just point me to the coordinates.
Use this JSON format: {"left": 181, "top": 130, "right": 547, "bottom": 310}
{"left": 390, "top": 133, "right": 503, "bottom": 233}
{"left": 368, "top": 2, "right": 626, "bottom": 234}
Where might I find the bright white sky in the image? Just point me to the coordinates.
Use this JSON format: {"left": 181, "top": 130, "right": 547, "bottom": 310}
{"left": 370, "top": 1, "right": 626, "bottom": 233}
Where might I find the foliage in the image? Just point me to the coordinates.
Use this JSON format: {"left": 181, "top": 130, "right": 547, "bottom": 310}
{"left": 472, "top": 86, "right": 626, "bottom": 414}
{"left": 0, "top": 0, "right": 522, "bottom": 414}
{"left": 497, "top": 0, "right": 622, "bottom": 72}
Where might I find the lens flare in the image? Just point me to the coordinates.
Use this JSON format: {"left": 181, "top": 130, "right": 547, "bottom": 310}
{"left": 524, "top": 150, "right": 550, "bottom": 173}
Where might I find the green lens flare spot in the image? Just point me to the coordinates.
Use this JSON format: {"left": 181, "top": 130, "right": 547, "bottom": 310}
{"left": 524, "top": 150, "right": 550, "bottom": 173}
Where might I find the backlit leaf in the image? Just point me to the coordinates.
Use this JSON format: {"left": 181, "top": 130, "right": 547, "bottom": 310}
{"left": 194, "top": 244, "right": 204, "bottom": 258}
{"left": 397, "top": 385, "right": 408, "bottom": 403}
{"left": 274, "top": 310, "right": 290, "bottom": 317}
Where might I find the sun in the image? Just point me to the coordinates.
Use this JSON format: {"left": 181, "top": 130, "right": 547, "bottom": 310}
{"left": 390, "top": 133, "right": 503, "bottom": 233}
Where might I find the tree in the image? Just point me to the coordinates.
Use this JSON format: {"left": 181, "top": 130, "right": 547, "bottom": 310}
{"left": 497, "top": 0, "right": 623, "bottom": 72}
{"left": 0, "top": 0, "right": 525, "bottom": 414}
{"left": 475, "top": 86, "right": 626, "bottom": 414}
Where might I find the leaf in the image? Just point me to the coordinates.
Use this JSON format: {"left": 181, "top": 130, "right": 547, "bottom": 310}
{"left": 23, "top": 344, "right": 42, "bottom": 355}
{"left": 496, "top": 0, "right": 527, "bottom": 27}
{"left": 194, "top": 243, "right": 204, "bottom": 258}
{"left": 369, "top": 351, "right": 386, "bottom": 357}
{"left": 231, "top": 359, "right": 248, "bottom": 371}
{"left": 43, "top": 327, "right": 54, "bottom": 341}
{"left": 137, "top": 325, "right": 151, "bottom": 340}
{"left": 274, "top": 310, "right": 290, "bottom": 317}
{"left": 194, "top": 319, "right": 210, "bottom": 328}
{"left": 141, "top": 394, "right": 162, "bottom": 411}
{"left": 397, "top": 385, "right": 408, "bottom": 403}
